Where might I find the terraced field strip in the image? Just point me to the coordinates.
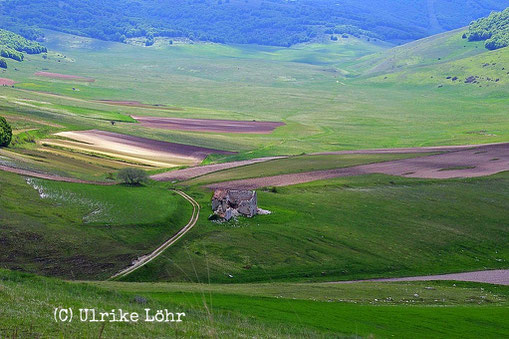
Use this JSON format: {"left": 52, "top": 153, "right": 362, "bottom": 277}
{"left": 109, "top": 190, "right": 200, "bottom": 280}
{"left": 49, "top": 130, "right": 235, "bottom": 167}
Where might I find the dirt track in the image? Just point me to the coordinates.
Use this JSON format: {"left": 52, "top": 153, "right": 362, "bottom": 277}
{"left": 109, "top": 190, "right": 200, "bottom": 280}
{"left": 133, "top": 116, "right": 285, "bottom": 134}
{"left": 207, "top": 143, "right": 509, "bottom": 189}
{"left": 330, "top": 269, "right": 509, "bottom": 286}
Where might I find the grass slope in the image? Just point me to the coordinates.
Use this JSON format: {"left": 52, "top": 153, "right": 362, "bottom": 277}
{"left": 0, "top": 171, "right": 191, "bottom": 279}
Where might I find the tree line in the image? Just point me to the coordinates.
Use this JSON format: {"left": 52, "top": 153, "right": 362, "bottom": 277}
{"left": 0, "top": 0, "right": 505, "bottom": 47}
{"left": 466, "top": 7, "right": 509, "bottom": 50}
{"left": 0, "top": 28, "right": 47, "bottom": 68}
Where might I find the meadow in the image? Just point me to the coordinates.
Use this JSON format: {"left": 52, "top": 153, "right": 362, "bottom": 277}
{"left": 0, "top": 28, "right": 508, "bottom": 166}
{"left": 120, "top": 172, "right": 509, "bottom": 284}
{"left": 1, "top": 269, "right": 508, "bottom": 338}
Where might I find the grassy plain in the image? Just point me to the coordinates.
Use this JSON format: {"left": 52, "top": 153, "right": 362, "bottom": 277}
{"left": 0, "top": 28, "right": 508, "bottom": 164}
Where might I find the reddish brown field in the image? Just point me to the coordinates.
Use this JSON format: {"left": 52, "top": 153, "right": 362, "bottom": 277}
{"left": 97, "top": 100, "right": 183, "bottom": 110}
{"left": 34, "top": 72, "right": 95, "bottom": 82}
{"left": 207, "top": 143, "right": 509, "bottom": 189}
{"left": 0, "top": 78, "right": 16, "bottom": 86}
{"left": 133, "top": 116, "right": 286, "bottom": 134}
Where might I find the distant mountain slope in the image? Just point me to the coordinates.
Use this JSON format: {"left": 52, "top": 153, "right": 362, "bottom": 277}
{"left": 0, "top": 0, "right": 507, "bottom": 47}
{"left": 352, "top": 28, "right": 487, "bottom": 76}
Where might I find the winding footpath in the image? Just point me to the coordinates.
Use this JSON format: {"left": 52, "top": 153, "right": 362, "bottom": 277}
{"left": 109, "top": 189, "right": 200, "bottom": 280}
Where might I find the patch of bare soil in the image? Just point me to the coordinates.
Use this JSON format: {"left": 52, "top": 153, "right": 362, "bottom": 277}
{"left": 330, "top": 269, "right": 509, "bottom": 285}
{"left": 133, "top": 116, "right": 286, "bottom": 134}
{"left": 97, "top": 100, "right": 183, "bottom": 110}
{"left": 34, "top": 71, "right": 95, "bottom": 82}
{"left": 207, "top": 143, "right": 509, "bottom": 189}
{"left": 0, "top": 78, "right": 16, "bottom": 86}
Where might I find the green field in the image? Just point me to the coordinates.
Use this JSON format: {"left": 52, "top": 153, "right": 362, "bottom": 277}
{"left": 120, "top": 173, "right": 509, "bottom": 284}
{"left": 1, "top": 269, "right": 508, "bottom": 338}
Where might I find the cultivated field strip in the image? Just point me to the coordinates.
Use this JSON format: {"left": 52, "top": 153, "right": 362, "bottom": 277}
{"left": 0, "top": 164, "right": 112, "bottom": 185}
{"left": 133, "top": 116, "right": 285, "bottom": 134}
{"left": 207, "top": 143, "right": 509, "bottom": 189}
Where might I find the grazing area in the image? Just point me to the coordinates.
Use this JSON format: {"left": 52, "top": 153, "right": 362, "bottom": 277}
{"left": 123, "top": 172, "right": 509, "bottom": 284}
{"left": 133, "top": 116, "right": 285, "bottom": 134}
{"left": 2, "top": 269, "right": 509, "bottom": 338}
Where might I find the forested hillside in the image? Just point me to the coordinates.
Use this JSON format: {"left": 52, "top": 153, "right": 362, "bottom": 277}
{"left": 466, "top": 7, "right": 509, "bottom": 50}
{"left": 0, "top": 28, "right": 46, "bottom": 68}
{"left": 0, "top": 0, "right": 507, "bottom": 47}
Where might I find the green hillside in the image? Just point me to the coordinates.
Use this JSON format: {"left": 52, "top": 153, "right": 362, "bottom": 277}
{"left": 353, "top": 28, "right": 486, "bottom": 76}
{"left": 367, "top": 37, "right": 509, "bottom": 88}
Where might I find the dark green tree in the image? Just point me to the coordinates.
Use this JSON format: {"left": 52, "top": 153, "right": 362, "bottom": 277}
{"left": 0, "top": 116, "right": 12, "bottom": 147}
{"left": 117, "top": 168, "right": 149, "bottom": 185}
{"left": 0, "top": 59, "right": 6, "bottom": 69}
